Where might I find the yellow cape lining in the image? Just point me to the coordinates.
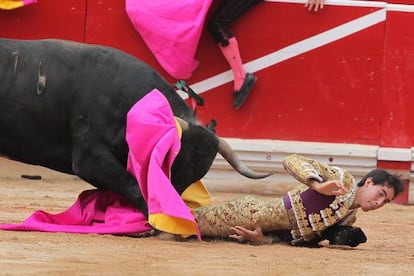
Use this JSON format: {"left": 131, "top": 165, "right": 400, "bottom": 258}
{"left": 0, "top": 0, "right": 24, "bottom": 9}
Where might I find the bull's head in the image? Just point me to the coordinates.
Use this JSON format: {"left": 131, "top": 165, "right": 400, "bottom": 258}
{"left": 171, "top": 118, "right": 272, "bottom": 194}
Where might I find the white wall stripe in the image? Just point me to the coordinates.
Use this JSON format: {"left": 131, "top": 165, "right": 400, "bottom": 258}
{"left": 182, "top": 8, "right": 386, "bottom": 98}
{"left": 378, "top": 147, "right": 412, "bottom": 161}
{"left": 209, "top": 138, "right": 414, "bottom": 177}
{"left": 387, "top": 4, "right": 414, "bottom": 12}
{"left": 244, "top": 8, "right": 386, "bottom": 72}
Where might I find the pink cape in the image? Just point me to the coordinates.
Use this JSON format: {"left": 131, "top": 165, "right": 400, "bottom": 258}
{"left": 0, "top": 89, "right": 199, "bottom": 236}
{"left": 126, "top": 0, "right": 213, "bottom": 79}
{"left": 23, "top": 0, "right": 36, "bottom": 4}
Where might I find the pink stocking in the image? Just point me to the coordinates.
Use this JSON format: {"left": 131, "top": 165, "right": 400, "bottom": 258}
{"left": 219, "top": 37, "right": 246, "bottom": 91}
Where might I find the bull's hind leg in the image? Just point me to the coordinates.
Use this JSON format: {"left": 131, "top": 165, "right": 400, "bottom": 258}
{"left": 71, "top": 143, "right": 148, "bottom": 215}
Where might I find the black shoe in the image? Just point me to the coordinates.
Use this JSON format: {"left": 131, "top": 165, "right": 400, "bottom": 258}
{"left": 232, "top": 73, "right": 257, "bottom": 109}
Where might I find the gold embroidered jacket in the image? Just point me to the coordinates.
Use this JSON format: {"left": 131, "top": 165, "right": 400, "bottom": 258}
{"left": 283, "top": 154, "right": 357, "bottom": 241}
{"left": 194, "top": 154, "right": 358, "bottom": 241}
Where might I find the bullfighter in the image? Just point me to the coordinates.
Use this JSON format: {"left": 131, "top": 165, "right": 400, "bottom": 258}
{"left": 193, "top": 153, "right": 404, "bottom": 246}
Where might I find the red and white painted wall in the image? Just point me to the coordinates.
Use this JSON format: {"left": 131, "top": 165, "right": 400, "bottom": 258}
{"left": 1, "top": 0, "right": 413, "bottom": 203}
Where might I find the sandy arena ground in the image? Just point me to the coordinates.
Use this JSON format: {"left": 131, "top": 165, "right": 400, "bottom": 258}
{"left": 1, "top": 158, "right": 413, "bottom": 275}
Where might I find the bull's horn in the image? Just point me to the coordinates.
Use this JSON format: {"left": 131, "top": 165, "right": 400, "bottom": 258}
{"left": 218, "top": 138, "right": 273, "bottom": 179}
{"left": 174, "top": 117, "right": 189, "bottom": 132}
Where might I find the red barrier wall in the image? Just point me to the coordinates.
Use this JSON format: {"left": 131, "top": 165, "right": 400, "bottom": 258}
{"left": 0, "top": 0, "right": 85, "bottom": 41}
{"left": 193, "top": 2, "right": 386, "bottom": 144}
{"left": 381, "top": 8, "right": 414, "bottom": 148}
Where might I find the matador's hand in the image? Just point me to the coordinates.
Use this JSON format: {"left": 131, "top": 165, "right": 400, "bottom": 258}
{"left": 305, "top": 0, "right": 325, "bottom": 12}
{"left": 309, "top": 179, "right": 348, "bottom": 196}
{"left": 229, "top": 221, "right": 267, "bottom": 245}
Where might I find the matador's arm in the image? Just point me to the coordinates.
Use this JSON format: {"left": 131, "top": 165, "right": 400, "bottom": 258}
{"left": 282, "top": 154, "right": 355, "bottom": 196}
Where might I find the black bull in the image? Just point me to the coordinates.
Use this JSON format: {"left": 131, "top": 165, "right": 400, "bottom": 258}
{"left": 0, "top": 38, "right": 270, "bottom": 214}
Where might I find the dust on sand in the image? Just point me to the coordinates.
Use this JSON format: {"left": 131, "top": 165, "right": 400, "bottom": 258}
{"left": 1, "top": 159, "right": 413, "bottom": 275}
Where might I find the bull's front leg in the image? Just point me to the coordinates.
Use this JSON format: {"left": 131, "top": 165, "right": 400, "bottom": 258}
{"left": 72, "top": 143, "right": 148, "bottom": 216}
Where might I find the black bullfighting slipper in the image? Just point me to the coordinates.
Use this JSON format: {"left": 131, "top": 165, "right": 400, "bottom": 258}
{"left": 232, "top": 72, "right": 257, "bottom": 109}
{"left": 323, "top": 225, "right": 367, "bottom": 247}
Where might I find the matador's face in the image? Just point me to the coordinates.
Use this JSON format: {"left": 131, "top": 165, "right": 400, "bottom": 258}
{"left": 356, "top": 177, "right": 395, "bottom": 212}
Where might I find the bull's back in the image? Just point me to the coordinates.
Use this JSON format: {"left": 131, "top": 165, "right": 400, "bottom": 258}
{"left": 0, "top": 39, "right": 77, "bottom": 171}
{"left": 0, "top": 38, "right": 192, "bottom": 172}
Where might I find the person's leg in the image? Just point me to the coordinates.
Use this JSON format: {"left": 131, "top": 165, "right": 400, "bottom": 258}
{"left": 218, "top": 36, "right": 246, "bottom": 92}
{"left": 208, "top": 0, "right": 262, "bottom": 109}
